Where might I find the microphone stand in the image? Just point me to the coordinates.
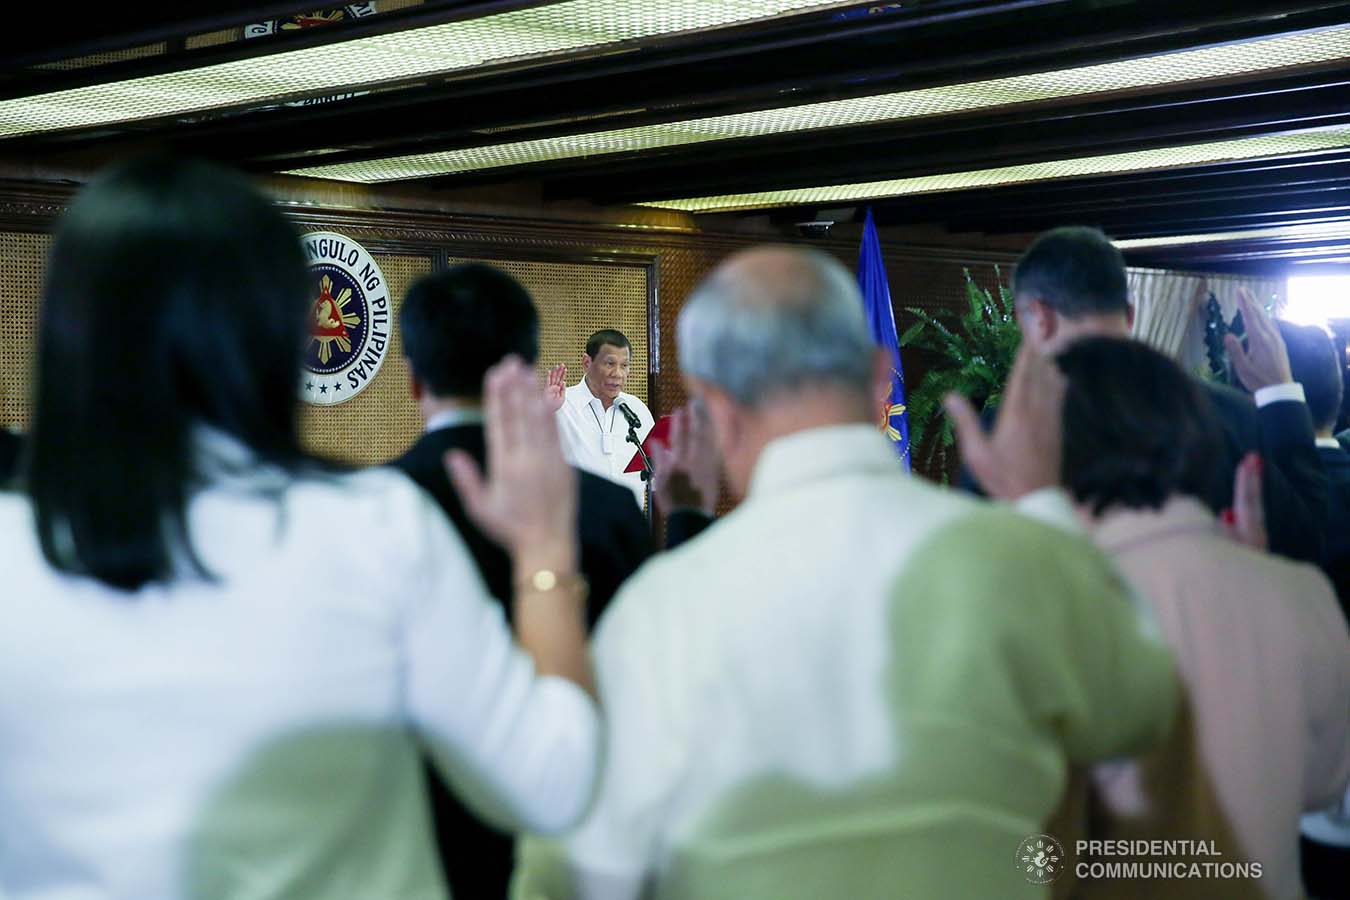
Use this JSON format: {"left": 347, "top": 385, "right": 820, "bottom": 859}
{"left": 626, "top": 424, "right": 655, "bottom": 524}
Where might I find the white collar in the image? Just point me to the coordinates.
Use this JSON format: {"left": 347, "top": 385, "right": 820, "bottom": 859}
{"left": 192, "top": 424, "right": 289, "bottom": 491}
{"left": 1317, "top": 437, "right": 1343, "bottom": 450}
{"left": 426, "top": 408, "right": 485, "bottom": 433}
{"left": 195, "top": 424, "right": 255, "bottom": 470}
{"left": 747, "top": 424, "right": 901, "bottom": 498}
{"left": 569, "top": 378, "right": 627, "bottom": 412}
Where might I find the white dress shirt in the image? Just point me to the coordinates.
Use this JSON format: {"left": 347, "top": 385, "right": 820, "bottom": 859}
{"left": 514, "top": 424, "right": 1176, "bottom": 900}
{"left": 1253, "top": 382, "right": 1307, "bottom": 408}
{"left": 0, "top": 428, "right": 598, "bottom": 900}
{"left": 425, "top": 407, "right": 486, "bottom": 432}
{"left": 555, "top": 380, "right": 653, "bottom": 508}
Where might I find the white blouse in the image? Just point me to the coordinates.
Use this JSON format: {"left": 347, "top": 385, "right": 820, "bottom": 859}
{"left": 0, "top": 431, "right": 599, "bottom": 900}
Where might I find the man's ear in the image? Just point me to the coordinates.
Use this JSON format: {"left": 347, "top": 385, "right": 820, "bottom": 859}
{"left": 1029, "top": 298, "right": 1058, "bottom": 343}
{"left": 408, "top": 367, "right": 424, "bottom": 401}
{"left": 581, "top": 351, "right": 594, "bottom": 374}
{"left": 698, "top": 382, "right": 759, "bottom": 500}
{"left": 1125, "top": 303, "right": 1136, "bottom": 331}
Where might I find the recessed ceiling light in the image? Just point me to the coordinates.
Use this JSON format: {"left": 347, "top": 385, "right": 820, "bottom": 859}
{"left": 632, "top": 127, "right": 1350, "bottom": 213}
{"left": 0, "top": 1, "right": 852, "bottom": 138}
{"left": 286, "top": 24, "right": 1350, "bottom": 183}
{"left": 1115, "top": 220, "right": 1350, "bottom": 250}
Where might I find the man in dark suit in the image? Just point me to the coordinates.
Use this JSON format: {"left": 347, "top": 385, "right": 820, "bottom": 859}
{"left": 389, "top": 263, "right": 653, "bottom": 899}
{"left": 1281, "top": 323, "right": 1350, "bottom": 900}
{"left": 1283, "top": 320, "right": 1350, "bottom": 621}
{"left": 962, "top": 227, "right": 1326, "bottom": 562}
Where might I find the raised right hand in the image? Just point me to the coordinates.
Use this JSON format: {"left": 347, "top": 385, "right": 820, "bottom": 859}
{"left": 446, "top": 356, "right": 577, "bottom": 568}
{"left": 544, "top": 362, "right": 567, "bottom": 412}
{"left": 447, "top": 356, "right": 590, "bottom": 697}
{"left": 1225, "top": 287, "right": 1293, "bottom": 392}
{"left": 945, "top": 343, "right": 1066, "bottom": 501}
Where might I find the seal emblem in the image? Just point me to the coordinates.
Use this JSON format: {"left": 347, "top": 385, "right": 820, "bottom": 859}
{"left": 1016, "top": 834, "right": 1066, "bottom": 885}
{"left": 300, "top": 231, "right": 391, "bottom": 405}
{"left": 245, "top": 4, "right": 377, "bottom": 38}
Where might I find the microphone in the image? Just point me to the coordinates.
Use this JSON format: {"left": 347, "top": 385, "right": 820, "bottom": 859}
{"left": 616, "top": 401, "right": 642, "bottom": 430}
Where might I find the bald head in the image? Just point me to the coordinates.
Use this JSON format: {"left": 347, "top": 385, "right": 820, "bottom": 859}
{"left": 677, "top": 245, "right": 874, "bottom": 407}
{"left": 708, "top": 245, "right": 848, "bottom": 309}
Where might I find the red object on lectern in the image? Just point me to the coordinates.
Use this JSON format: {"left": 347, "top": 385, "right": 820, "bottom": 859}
{"left": 624, "top": 415, "right": 673, "bottom": 473}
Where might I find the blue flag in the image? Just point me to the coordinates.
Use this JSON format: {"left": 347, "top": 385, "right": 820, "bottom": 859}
{"left": 857, "top": 208, "right": 911, "bottom": 469}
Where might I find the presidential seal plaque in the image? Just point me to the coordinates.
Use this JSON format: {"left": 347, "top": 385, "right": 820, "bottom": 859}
{"left": 300, "top": 231, "right": 391, "bottom": 405}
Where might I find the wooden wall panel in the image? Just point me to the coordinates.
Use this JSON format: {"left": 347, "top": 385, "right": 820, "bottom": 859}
{"left": 0, "top": 185, "right": 1017, "bottom": 484}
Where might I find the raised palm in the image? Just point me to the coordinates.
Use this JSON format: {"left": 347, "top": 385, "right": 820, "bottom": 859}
{"left": 544, "top": 362, "right": 567, "bottom": 412}
{"left": 446, "top": 357, "right": 576, "bottom": 554}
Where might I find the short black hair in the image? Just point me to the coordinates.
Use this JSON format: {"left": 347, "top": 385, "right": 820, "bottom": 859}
{"left": 1013, "top": 226, "right": 1130, "bottom": 318}
{"left": 1057, "top": 337, "right": 1225, "bottom": 516}
{"left": 1280, "top": 320, "right": 1343, "bottom": 432}
{"left": 399, "top": 263, "right": 539, "bottom": 397}
{"left": 586, "top": 329, "right": 631, "bottom": 359}
{"left": 29, "top": 156, "right": 313, "bottom": 592}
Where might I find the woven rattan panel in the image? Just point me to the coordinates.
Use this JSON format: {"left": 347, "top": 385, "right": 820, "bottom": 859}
{"left": 653, "top": 245, "right": 722, "bottom": 416}
{"left": 187, "top": 29, "right": 243, "bottom": 50}
{"left": 299, "top": 253, "right": 432, "bottom": 464}
{"left": 0, "top": 231, "right": 50, "bottom": 430}
{"left": 447, "top": 255, "right": 650, "bottom": 407}
{"left": 35, "top": 44, "right": 166, "bottom": 70}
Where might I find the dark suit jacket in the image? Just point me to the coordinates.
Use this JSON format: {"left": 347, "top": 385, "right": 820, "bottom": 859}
{"left": 959, "top": 381, "right": 1327, "bottom": 563}
{"left": 0, "top": 429, "right": 21, "bottom": 486}
{"left": 666, "top": 507, "right": 714, "bottom": 547}
{"left": 1202, "top": 381, "right": 1326, "bottom": 563}
{"left": 1316, "top": 444, "right": 1350, "bottom": 625}
{"left": 389, "top": 424, "right": 653, "bottom": 899}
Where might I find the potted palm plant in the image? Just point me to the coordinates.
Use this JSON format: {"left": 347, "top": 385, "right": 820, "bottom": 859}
{"left": 899, "top": 267, "right": 1020, "bottom": 477}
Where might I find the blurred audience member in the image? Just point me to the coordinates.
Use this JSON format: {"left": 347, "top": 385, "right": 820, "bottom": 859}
{"left": 1281, "top": 320, "right": 1350, "bottom": 620}
{"left": 392, "top": 262, "right": 651, "bottom": 899}
{"left": 0, "top": 158, "right": 599, "bottom": 900}
{"left": 970, "top": 226, "right": 1327, "bottom": 562}
{"left": 1057, "top": 337, "right": 1350, "bottom": 900}
{"left": 395, "top": 263, "right": 652, "bottom": 626}
{"left": 1280, "top": 320, "right": 1350, "bottom": 898}
{"left": 514, "top": 246, "right": 1178, "bottom": 900}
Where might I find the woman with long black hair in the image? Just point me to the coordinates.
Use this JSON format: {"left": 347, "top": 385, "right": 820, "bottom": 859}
{"left": 0, "top": 157, "right": 597, "bottom": 899}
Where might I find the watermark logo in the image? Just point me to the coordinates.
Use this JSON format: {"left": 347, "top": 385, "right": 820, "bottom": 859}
{"left": 1016, "top": 833, "right": 1065, "bottom": 885}
{"left": 1075, "top": 840, "right": 1263, "bottom": 883}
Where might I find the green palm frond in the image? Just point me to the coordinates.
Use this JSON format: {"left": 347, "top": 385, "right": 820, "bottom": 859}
{"left": 898, "top": 267, "right": 1021, "bottom": 475}
{"left": 898, "top": 319, "right": 926, "bottom": 348}
{"left": 902, "top": 306, "right": 970, "bottom": 359}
